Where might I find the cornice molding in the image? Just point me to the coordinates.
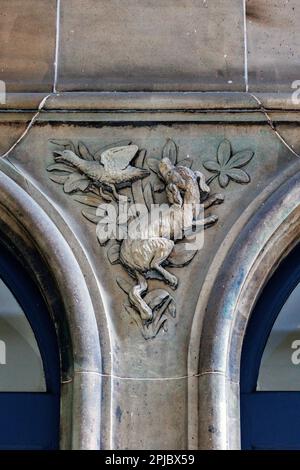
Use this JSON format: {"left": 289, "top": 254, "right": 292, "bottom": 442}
{"left": 1, "top": 91, "right": 300, "bottom": 112}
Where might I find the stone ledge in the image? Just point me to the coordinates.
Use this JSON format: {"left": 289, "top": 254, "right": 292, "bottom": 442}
{"left": 1, "top": 92, "right": 300, "bottom": 112}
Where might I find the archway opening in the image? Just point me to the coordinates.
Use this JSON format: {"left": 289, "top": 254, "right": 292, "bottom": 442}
{"left": 0, "top": 238, "right": 60, "bottom": 449}
{"left": 241, "top": 242, "right": 300, "bottom": 450}
{"left": 0, "top": 169, "right": 102, "bottom": 449}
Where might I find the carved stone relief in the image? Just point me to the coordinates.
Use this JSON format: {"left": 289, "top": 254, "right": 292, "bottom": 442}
{"left": 203, "top": 139, "right": 254, "bottom": 188}
{"left": 47, "top": 138, "right": 254, "bottom": 339}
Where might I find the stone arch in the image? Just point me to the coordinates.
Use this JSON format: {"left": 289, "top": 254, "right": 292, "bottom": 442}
{"left": 0, "top": 168, "right": 102, "bottom": 449}
{"left": 195, "top": 169, "right": 300, "bottom": 449}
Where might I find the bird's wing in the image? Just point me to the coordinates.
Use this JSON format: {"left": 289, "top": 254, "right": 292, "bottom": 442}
{"left": 101, "top": 145, "right": 139, "bottom": 171}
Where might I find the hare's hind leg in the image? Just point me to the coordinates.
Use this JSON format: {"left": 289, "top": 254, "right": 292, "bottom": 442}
{"left": 150, "top": 239, "right": 178, "bottom": 289}
{"left": 129, "top": 272, "right": 152, "bottom": 321}
{"left": 153, "top": 263, "right": 178, "bottom": 289}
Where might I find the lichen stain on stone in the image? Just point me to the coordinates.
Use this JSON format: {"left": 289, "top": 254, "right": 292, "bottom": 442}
{"left": 246, "top": 0, "right": 292, "bottom": 28}
{"left": 246, "top": 1, "right": 270, "bottom": 24}
{"left": 116, "top": 405, "right": 123, "bottom": 423}
{"left": 208, "top": 425, "right": 217, "bottom": 434}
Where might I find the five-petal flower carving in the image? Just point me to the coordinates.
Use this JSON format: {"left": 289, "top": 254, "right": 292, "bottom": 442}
{"left": 203, "top": 139, "right": 254, "bottom": 188}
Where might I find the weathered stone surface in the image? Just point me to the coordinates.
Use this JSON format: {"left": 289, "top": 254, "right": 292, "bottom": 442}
{"left": 1, "top": 0, "right": 300, "bottom": 453}
{"left": 0, "top": 120, "right": 32, "bottom": 156}
{"left": 0, "top": 166, "right": 103, "bottom": 449}
{"left": 2, "top": 99, "right": 298, "bottom": 448}
{"left": 197, "top": 168, "right": 300, "bottom": 448}
{"left": 57, "top": 0, "right": 245, "bottom": 91}
{"left": 111, "top": 378, "right": 187, "bottom": 450}
{"left": 0, "top": 0, "right": 56, "bottom": 92}
{"left": 247, "top": 0, "right": 300, "bottom": 92}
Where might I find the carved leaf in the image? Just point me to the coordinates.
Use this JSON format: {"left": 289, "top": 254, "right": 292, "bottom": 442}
{"left": 117, "top": 277, "right": 134, "bottom": 294}
{"left": 131, "top": 180, "right": 145, "bottom": 206}
{"left": 124, "top": 299, "right": 170, "bottom": 339}
{"left": 64, "top": 173, "right": 90, "bottom": 193}
{"left": 226, "top": 168, "right": 250, "bottom": 184}
{"left": 95, "top": 206, "right": 107, "bottom": 217}
{"left": 96, "top": 232, "right": 110, "bottom": 246}
{"left": 166, "top": 243, "right": 198, "bottom": 267}
{"left": 82, "top": 209, "right": 102, "bottom": 224}
{"left": 217, "top": 139, "right": 231, "bottom": 166}
{"left": 147, "top": 158, "right": 160, "bottom": 175}
{"left": 177, "top": 158, "right": 193, "bottom": 169}
{"left": 154, "top": 316, "right": 168, "bottom": 334}
{"left": 162, "top": 139, "right": 178, "bottom": 165}
{"left": 167, "top": 301, "right": 176, "bottom": 318}
{"left": 78, "top": 141, "right": 94, "bottom": 161}
{"left": 73, "top": 194, "right": 102, "bottom": 208}
{"left": 135, "top": 148, "right": 146, "bottom": 168}
{"left": 227, "top": 150, "right": 254, "bottom": 169}
{"left": 143, "top": 182, "right": 154, "bottom": 212}
{"left": 150, "top": 294, "right": 176, "bottom": 333}
{"left": 47, "top": 163, "right": 75, "bottom": 173}
{"left": 219, "top": 173, "right": 230, "bottom": 188}
{"left": 145, "top": 290, "right": 173, "bottom": 337}
{"left": 49, "top": 174, "right": 69, "bottom": 184}
{"left": 49, "top": 139, "right": 76, "bottom": 152}
{"left": 93, "top": 150, "right": 103, "bottom": 162}
{"left": 203, "top": 160, "right": 220, "bottom": 172}
{"left": 107, "top": 244, "right": 120, "bottom": 265}
{"left": 144, "top": 289, "right": 170, "bottom": 311}
{"left": 203, "top": 142, "right": 254, "bottom": 189}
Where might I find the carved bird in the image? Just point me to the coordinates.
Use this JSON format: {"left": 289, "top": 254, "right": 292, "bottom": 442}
{"left": 54, "top": 145, "right": 150, "bottom": 200}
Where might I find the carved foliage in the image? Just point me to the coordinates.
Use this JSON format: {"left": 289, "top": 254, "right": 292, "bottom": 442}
{"left": 203, "top": 139, "right": 254, "bottom": 188}
{"left": 47, "top": 137, "right": 254, "bottom": 339}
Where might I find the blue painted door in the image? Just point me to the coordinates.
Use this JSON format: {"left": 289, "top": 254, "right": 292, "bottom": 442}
{"left": 241, "top": 244, "right": 300, "bottom": 450}
{"left": 0, "top": 245, "right": 60, "bottom": 450}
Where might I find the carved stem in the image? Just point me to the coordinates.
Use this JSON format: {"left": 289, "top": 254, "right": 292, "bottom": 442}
{"left": 206, "top": 174, "right": 218, "bottom": 185}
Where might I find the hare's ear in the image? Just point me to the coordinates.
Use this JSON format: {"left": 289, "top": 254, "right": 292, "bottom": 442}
{"left": 196, "top": 171, "right": 210, "bottom": 194}
{"left": 166, "top": 183, "right": 183, "bottom": 206}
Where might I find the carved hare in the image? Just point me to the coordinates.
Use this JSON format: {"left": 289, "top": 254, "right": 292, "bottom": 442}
{"left": 120, "top": 157, "right": 224, "bottom": 321}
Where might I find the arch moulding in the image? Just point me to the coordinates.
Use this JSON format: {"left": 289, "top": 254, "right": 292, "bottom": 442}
{"left": 0, "top": 168, "right": 102, "bottom": 450}
{"left": 197, "top": 169, "right": 300, "bottom": 449}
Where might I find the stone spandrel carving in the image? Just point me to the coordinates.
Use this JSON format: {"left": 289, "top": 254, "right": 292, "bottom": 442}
{"left": 47, "top": 138, "right": 254, "bottom": 339}
{"left": 49, "top": 140, "right": 150, "bottom": 200}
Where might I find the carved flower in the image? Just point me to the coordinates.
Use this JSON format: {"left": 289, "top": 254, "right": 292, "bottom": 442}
{"left": 203, "top": 139, "right": 254, "bottom": 188}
